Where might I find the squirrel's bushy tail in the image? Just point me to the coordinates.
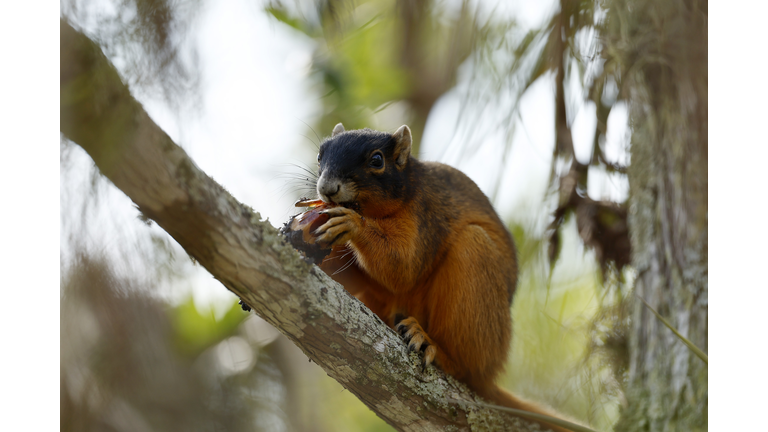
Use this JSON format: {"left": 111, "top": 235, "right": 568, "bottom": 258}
{"left": 484, "top": 386, "right": 576, "bottom": 432}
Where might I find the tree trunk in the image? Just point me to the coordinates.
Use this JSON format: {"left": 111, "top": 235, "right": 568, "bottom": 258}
{"left": 60, "top": 18, "right": 563, "bottom": 432}
{"left": 611, "top": 1, "right": 708, "bottom": 431}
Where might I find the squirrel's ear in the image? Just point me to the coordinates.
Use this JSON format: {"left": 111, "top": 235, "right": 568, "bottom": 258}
{"left": 332, "top": 123, "right": 345, "bottom": 137}
{"left": 392, "top": 125, "right": 412, "bottom": 168}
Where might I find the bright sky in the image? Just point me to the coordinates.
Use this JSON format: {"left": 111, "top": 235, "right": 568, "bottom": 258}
{"left": 61, "top": 0, "right": 629, "bottom": 314}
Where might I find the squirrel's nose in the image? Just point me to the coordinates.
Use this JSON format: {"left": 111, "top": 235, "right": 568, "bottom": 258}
{"left": 317, "top": 176, "right": 341, "bottom": 201}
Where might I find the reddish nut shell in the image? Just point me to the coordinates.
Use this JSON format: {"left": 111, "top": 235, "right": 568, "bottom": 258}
{"left": 280, "top": 199, "right": 336, "bottom": 264}
{"left": 289, "top": 205, "right": 332, "bottom": 244}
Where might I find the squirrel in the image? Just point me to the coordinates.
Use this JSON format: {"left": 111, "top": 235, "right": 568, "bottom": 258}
{"left": 310, "top": 123, "right": 573, "bottom": 432}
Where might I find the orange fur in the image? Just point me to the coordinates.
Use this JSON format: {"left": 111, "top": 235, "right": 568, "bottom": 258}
{"left": 314, "top": 126, "right": 573, "bottom": 432}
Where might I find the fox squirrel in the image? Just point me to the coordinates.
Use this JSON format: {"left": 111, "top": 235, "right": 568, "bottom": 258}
{"left": 305, "top": 123, "right": 571, "bottom": 432}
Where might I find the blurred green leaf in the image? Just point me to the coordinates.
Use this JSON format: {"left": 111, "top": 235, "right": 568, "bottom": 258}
{"left": 171, "top": 298, "right": 247, "bottom": 356}
{"left": 265, "top": 6, "right": 312, "bottom": 36}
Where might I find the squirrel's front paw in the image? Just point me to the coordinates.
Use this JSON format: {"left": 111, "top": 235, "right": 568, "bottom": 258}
{"left": 314, "top": 206, "right": 364, "bottom": 248}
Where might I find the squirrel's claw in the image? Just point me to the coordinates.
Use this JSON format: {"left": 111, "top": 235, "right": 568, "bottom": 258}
{"left": 395, "top": 317, "right": 435, "bottom": 370}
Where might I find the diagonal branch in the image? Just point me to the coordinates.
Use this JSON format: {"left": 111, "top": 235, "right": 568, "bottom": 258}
{"left": 59, "top": 18, "right": 550, "bottom": 432}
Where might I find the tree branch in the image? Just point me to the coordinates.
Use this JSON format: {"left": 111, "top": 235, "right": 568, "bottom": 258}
{"left": 59, "top": 19, "right": 548, "bottom": 432}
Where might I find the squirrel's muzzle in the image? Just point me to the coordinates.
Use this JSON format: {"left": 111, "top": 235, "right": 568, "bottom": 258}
{"left": 317, "top": 174, "right": 356, "bottom": 204}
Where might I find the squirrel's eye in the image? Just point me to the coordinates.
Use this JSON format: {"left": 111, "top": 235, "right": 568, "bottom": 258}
{"left": 317, "top": 153, "right": 321, "bottom": 163}
{"left": 369, "top": 153, "right": 384, "bottom": 169}
{"left": 369, "top": 153, "right": 384, "bottom": 168}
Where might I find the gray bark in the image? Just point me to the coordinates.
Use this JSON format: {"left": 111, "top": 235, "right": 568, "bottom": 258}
{"left": 60, "top": 18, "right": 554, "bottom": 432}
{"left": 609, "top": 1, "right": 708, "bottom": 431}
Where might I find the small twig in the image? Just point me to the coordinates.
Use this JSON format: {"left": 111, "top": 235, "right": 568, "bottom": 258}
{"left": 636, "top": 296, "right": 708, "bottom": 364}
{"left": 597, "top": 150, "right": 628, "bottom": 174}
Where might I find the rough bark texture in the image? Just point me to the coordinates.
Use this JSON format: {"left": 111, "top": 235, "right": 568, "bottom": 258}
{"left": 60, "top": 19, "right": 553, "bottom": 432}
{"left": 607, "top": 1, "right": 708, "bottom": 431}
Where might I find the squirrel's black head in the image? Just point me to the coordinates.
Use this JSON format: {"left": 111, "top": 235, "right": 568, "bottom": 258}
{"left": 316, "top": 123, "right": 413, "bottom": 217}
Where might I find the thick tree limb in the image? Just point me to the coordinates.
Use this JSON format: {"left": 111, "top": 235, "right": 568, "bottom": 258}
{"left": 60, "top": 19, "right": 548, "bottom": 432}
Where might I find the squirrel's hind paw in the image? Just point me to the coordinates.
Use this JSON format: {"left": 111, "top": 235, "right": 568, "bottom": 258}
{"left": 395, "top": 317, "right": 437, "bottom": 370}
